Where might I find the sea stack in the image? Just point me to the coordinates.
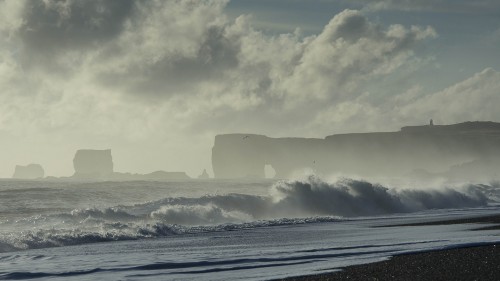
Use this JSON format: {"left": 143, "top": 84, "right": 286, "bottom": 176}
{"left": 73, "top": 149, "right": 114, "bottom": 179}
{"left": 198, "top": 169, "right": 210, "bottom": 179}
{"left": 12, "top": 164, "right": 45, "bottom": 179}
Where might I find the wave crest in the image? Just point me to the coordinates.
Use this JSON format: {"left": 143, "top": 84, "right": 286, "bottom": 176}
{"left": 150, "top": 204, "right": 252, "bottom": 225}
{"left": 270, "top": 176, "right": 489, "bottom": 217}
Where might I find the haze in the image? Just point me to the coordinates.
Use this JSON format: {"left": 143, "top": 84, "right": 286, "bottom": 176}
{"left": 1, "top": 0, "right": 499, "bottom": 178}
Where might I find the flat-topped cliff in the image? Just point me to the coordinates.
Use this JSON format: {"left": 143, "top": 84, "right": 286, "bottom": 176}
{"left": 400, "top": 121, "right": 500, "bottom": 134}
{"left": 212, "top": 122, "right": 500, "bottom": 179}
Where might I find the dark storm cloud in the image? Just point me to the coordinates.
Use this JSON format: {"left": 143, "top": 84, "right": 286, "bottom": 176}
{"left": 4, "top": 1, "right": 437, "bottom": 108}
{"left": 20, "top": 0, "right": 134, "bottom": 51}
{"left": 9, "top": 0, "right": 239, "bottom": 99}
{"left": 18, "top": 0, "right": 134, "bottom": 70}
{"left": 326, "top": 10, "right": 371, "bottom": 42}
{"left": 98, "top": 25, "right": 241, "bottom": 98}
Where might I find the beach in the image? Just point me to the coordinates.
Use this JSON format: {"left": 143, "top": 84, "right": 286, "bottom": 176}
{"left": 283, "top": 244, "right": 500, "bottom": 281}
{"left": 283, "top": 215, "right": 500, "bottom": 281}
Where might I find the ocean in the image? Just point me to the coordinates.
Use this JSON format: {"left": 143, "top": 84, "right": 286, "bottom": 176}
{"left": 1, "top": 176, "right": 499, "bottom": 280}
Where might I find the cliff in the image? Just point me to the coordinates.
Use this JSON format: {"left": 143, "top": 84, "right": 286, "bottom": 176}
{"left": 73, "top": 149, "right": 114, "bottom": 178}
{"left": 212, "top": 122, "right": 500, "bottom": 180}
{"left": 12, "top": 164, "right": 44, "bottom": 179}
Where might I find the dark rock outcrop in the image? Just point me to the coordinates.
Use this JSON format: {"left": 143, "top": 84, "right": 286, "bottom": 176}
{"left": 107, "top": 171, "right": 190, "bottom": 181}
{"left": 12, "top": 164, "right": 44, "bottom": 179}
{"left": 71, "top": 149, "right": 191, "bottom": 180}
{"left": 212, "top": 122, "right": 500, "bottom": 180}
{"left": 198, "top": 169, "right": 210, "bottom": 179}
{"left": 139, "top": 171, "right": 190, "bottom": 180}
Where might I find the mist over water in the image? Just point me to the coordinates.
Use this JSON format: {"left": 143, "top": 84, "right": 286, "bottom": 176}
{"left": 0, "top": 176, "right": 498, "bottom": 253}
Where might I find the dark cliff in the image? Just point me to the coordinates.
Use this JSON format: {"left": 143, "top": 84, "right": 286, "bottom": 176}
{"left": 212, "top": 122, "right": 500, "bottom": 179}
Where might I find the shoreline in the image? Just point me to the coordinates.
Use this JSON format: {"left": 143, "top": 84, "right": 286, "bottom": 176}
{"left": 281, "top": 244, "right": 500, "bottom": 281}
{"left": 281, "top": 214, "right": 500, "bottom": 281}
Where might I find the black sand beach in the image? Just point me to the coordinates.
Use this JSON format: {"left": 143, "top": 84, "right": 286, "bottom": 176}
{"left": 283, "top": 244, "right": 500, "bottom": 281}
{"left": 281, "top": 214, "right": 500, "bottom": 281}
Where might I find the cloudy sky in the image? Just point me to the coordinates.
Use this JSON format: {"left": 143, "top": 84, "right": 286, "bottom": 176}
{"left": 1, "top": 0, "right": 499, "bottom": 177}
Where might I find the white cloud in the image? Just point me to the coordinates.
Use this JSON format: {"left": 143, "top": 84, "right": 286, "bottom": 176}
{"left": 0, "top": 0, "right": 25, "bottom": 35}
{"left": 307, "top": 67, "right": 500, "bottom": 135}
{"left": 280, "top": 10, "right": 436, "bottom": 104}
{"left": 399, "top": 68, "right": 500, "bottom": 124}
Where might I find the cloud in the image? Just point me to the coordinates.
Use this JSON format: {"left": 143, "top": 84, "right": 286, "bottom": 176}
{"left": 280, "top": 10, "right": 436, "bottom": 103}
{"left": 0, "top": 0, "right": 442, "bottom": 176}
{"left": 17, "top": 0, "right": 134, "bottom": 73}
{"left": 0, "top": 0, "right": 25, "bottom": 35}
{"left": 307, "top": 67, "right": 500, "bottom": 135}
{"left": 399, "top": 68, "right": 500, "bottom": 124}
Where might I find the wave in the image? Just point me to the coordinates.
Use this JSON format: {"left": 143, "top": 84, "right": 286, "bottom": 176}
{"left": 0, "top": 217, "right": 343, "bottom": 252}
{"left": 270, "top": 176, "right": 490, "bottom": 217}
{"left": 0, "top": 176, "right": 497, "bottom": 252}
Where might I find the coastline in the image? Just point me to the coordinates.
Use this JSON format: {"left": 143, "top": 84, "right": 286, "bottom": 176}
{"left": 281, "top": 244, "right": 500, "bottom": 281}
{"left": 281, "top": 214, "right": 500, "bottom": 281}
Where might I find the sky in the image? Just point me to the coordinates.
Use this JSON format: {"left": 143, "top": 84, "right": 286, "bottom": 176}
{"left": 0, "top": 0, "right": 499, "bottom": 178}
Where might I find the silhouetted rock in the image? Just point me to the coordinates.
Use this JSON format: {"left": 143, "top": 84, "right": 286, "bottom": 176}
{"left": 12, "top": 164, "right": 44, "bottom": 179}
{"left": 73, "top": 149, "right": 113, "bottom": 179}
{"left": 198, "top": 169, "right": 210, "bottom": 179}
{"left": 212, "top": 121, "right": 500, "bottom": 179}
{"left": 110, "top": 171, "right": 190, "bottom": 181}
{"left": 141, "top": 171, "right": 190, "bottom": 180}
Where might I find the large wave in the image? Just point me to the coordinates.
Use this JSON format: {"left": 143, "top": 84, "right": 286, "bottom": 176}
{"left": 269, "top": 176, "right": 490, "bottom": 217}
{"left": 0, "top": 176, "right": 497, "bottom": 252}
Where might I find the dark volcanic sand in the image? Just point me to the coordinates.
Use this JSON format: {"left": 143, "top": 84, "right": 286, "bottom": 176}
{"left": 281, "top": 244, "right": 500, "bottom": 281}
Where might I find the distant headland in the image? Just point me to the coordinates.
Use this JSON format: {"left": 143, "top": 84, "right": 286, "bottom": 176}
{"left": 71, "top": 149, "right": 191, "bottom": 181}
{"left": 13, "top": 149, "right": 197, "bottom": 181}
{"left": 11, "top": 121, "right": 500, "bottom": 181}
{"left": 212, "top": 121, "right": 500, "bottom": 180}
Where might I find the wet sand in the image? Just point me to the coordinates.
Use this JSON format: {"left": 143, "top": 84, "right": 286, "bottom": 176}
{"left": 280, "top": 214, "right": 500, "bottom": 281}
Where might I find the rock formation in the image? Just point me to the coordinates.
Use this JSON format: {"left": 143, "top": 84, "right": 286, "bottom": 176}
{"left": 212, "top": 121, "right": 500, "bottom": 180}
{"left": 71, "top": 149, "right": 191, "bottom": 180}
{"left": 106, "top": 171, "right": 190, "bottom": 181}
{"left": 198, "top": 169, "right": 210, "bottom": 179}
{"left": 73, "top": 149, "right": 113, "bottom": 179}
{"left": 12, "top": 164, "right": 44, "bottom": 179}
{"left": 138, "top": 171, "right": 190, "bottom": 180}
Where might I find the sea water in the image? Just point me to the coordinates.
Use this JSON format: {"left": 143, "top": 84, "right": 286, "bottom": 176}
{"left": 1, "top": 177, "right": 499, "bottom": 280}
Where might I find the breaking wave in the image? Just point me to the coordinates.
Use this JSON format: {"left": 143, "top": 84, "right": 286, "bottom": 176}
{"left": 0, "top": 176, "right": 497, "bottom": 252}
